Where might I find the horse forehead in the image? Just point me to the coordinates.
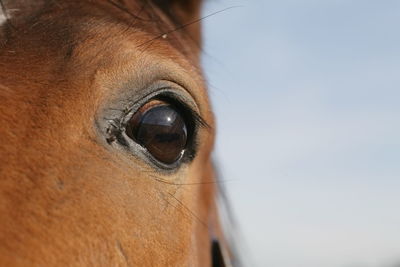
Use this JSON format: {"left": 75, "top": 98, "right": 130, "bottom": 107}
{"left": 0, "top": 0, "right": 202, "bottom": 80}
{"left": 0, "top": 0, "right": 173, "bottom": 43}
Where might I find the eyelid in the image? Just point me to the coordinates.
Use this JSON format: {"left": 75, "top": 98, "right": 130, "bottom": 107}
{"left": 118, "top": 86, "right": 209, "bottom": 130}
{"left": 100, "top": 89, "right": 208, "bottom": 171}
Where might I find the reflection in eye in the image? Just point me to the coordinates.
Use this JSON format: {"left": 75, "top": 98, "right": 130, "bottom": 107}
{"left": 126, "top": 100, "right": 188, "bottom": 164}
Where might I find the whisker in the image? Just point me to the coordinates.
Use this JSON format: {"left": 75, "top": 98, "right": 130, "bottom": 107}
{"left": 134, "top": 2, "right": 149, "bottom": 21}
{"left": 151, "top": 175, "right": 234, "bottom": 186}
{"left": 158, "top": 192, "right": 205, "bottom": 237}
{"left": 106, "top": 0, "right": 151, "bottom": 22}
{"left": 143, "top": 171, "right": 234, "bottom": 186}
{"left": 138, "top": 6, "right": 243, "bottom": 48}
{"left": 167, "top": 192, "right": 208, "bottom": 229}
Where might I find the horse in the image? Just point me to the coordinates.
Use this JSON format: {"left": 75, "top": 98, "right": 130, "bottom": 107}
{"left": 0, "top": 0, "right": 234, "bottom": 266}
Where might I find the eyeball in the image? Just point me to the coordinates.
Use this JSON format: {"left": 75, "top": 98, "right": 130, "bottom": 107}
{"left": 126, "top": 99, "right": 188, "bottom": 165}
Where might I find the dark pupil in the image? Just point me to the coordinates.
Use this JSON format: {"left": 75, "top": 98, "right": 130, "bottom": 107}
{"left": 129, "top": 104, "right": 188, "bottom": 164}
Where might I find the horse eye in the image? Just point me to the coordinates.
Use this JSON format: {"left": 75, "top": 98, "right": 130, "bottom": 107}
{"left": 126, "top": 100, "right": 188, "bottom": 165}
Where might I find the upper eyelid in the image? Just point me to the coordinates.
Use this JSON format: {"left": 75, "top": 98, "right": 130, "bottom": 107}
{"left": 118, "top": 86, "right": 210, "bottom": 129}
{"left": 121, "top": 94, "right": 210, "bottom": 131}
{"left": 104, "top": 90, "right": 209, "bottom": 141}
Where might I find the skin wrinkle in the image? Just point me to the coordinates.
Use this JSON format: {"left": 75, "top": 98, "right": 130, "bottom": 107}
{"left": 116, "top": 240, "right": 131, "bottom": 267}
{"left": 0, "top": 0, "right": 232, "bottom": 266}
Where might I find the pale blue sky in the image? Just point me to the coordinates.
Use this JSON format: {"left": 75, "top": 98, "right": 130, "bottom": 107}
{"left": 202, "top": 1, "right": 400, "bottom": 266}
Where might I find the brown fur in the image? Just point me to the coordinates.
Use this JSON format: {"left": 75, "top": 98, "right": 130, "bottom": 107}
{"left": 0, "top": 1, "right": 225, "bottom": 266}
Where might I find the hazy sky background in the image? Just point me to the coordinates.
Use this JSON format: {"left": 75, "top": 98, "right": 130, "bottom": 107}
{"left": 201, "top": 1, "right": 400, "bottom": 266}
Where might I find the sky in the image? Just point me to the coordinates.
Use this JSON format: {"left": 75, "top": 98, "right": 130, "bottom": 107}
{"left": 201, "top": 1, "right": 400, "bottom": 266}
